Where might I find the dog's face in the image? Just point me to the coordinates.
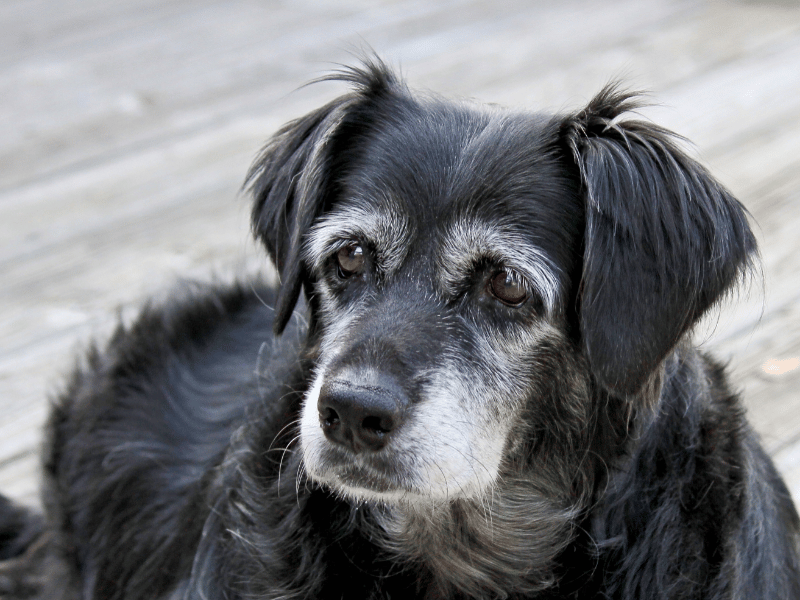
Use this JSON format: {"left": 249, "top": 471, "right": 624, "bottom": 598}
{"left": 297, "top": 108, "right": 587, "bottom": 504}
{"left": 248, "top": 61, "right": 755, "bottom": 510}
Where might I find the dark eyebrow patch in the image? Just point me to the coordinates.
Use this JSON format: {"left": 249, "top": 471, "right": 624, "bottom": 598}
{"left": 437, "top": 218, "right": 560, "bottom": 314}
{"left": 303, "top": 201, "right": 411, "bottom": 276}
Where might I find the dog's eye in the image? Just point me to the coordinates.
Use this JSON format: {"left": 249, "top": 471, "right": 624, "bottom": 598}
{"left": 489, "top": 270, "right": 528, "bottom": 306}
{"left": 336, "top": 243, "right": 365, "bottom": 278}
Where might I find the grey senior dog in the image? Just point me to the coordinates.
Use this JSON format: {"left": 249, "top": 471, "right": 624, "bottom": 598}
{"left": 1, "top": 58, "right": 798, "bottom": 600}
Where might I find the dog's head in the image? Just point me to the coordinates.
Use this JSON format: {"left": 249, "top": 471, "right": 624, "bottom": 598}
{"left": 247, "top": 60, "right": 755, "bottom": 508}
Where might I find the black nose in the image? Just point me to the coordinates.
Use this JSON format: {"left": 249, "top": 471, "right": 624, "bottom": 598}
{"left": 317, "top": 375, "right": 408, "bottom": 453}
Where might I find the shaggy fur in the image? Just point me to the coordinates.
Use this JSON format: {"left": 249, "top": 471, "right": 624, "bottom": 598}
{"left": 1, "top": 59, "right": 799, "bottom": 599}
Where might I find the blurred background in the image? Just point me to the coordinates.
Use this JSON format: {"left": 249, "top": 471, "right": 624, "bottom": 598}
{"left": 1, "top": 0, "right": 799, "bottom": 508}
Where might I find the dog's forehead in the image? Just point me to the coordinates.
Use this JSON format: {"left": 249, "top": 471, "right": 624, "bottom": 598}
{"left": 360, "top": 104, "right": 559, "bottom": 209}
{"left": 355, "top": 102, "right": 577, "bottom": 235}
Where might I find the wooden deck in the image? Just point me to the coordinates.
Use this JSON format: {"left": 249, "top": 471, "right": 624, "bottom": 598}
{"left": 1, "top": 0, "right": 799, "bottom": 508}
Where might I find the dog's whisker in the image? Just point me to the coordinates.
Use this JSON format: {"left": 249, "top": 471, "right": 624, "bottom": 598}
{"left": 276, "top": 432, "right": 302, "bottom": 496}
{"left": 267, "top": 418, "right": 301, "bottom": 454}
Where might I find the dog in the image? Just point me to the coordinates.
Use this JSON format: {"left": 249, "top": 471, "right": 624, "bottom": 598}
{"left": 1, "top": 58, "right": 798, "bottom": 600}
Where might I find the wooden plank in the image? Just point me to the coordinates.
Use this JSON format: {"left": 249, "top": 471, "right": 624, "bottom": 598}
{"left": 0, "top": 0, "right": 693, "bottom": 190}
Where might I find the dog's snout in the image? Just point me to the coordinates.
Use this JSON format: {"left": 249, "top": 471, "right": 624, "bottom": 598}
{"left": 317, "top": 377, "right": 408, "bottom": 453}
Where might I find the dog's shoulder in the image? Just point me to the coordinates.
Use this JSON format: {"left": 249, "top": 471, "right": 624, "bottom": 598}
{"left": 591, "top": 344, "right": 800, "bottom": 598}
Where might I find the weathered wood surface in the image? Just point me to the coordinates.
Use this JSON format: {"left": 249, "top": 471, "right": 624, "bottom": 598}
{"left": 1, "top": 0, "right": 799, "bottom": 508}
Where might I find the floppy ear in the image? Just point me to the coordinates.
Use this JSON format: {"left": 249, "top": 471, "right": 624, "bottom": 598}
{"left": 246, "top": 61, "right": 401, "bottom": 334}
{"left": 562, "top": 85, "right": 756, "bottom": 397}
{"left": 246, "top": 95, "right": 355, "bottom": 334}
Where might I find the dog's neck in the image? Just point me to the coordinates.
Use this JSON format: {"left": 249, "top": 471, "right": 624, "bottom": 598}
{"left": 367, "top": 482, "right": 579, "bottom": 598}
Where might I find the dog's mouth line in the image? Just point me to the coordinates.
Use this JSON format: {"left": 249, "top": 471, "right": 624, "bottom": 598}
{"left": 331, "top": 470, "right": 404, "bottom": 495}
{"left": 307, "top": 455, "right": 498, "bottom": 504}
{"left": 309, "top": 470, "right": 421, "bottom": 503}
{"left": 303, "top": 449, "right": 437, "bottom": 499}
{"left": 314, "top": 458, "right": 407, "bottom": 488}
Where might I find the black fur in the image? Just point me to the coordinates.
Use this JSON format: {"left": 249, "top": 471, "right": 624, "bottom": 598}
{"left": 1, "top": 59, "right": 798, "bottom": 599}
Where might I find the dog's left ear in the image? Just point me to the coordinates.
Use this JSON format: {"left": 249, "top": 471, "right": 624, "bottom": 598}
{"left": 562, "top": 85, "right": 756, "bottom": 397}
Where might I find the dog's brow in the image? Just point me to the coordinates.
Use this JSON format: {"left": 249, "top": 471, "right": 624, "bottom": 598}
{"left": 303, "top": 203, "right": 410, "bottom": 274}
{"left": 438, "top": 219, "right": 560, "bottom": 313}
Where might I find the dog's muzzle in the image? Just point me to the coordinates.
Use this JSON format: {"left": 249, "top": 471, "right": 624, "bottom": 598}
{"left": 317, "top": 373, "right": 409, "bottom": 453}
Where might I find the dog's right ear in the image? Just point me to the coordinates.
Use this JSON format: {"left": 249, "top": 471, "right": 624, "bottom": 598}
{"left": 246, "top": 95, "right": 355, "bottom": 334}
{"left": 246, "top": 60, "right": 401, "bottom": 334}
